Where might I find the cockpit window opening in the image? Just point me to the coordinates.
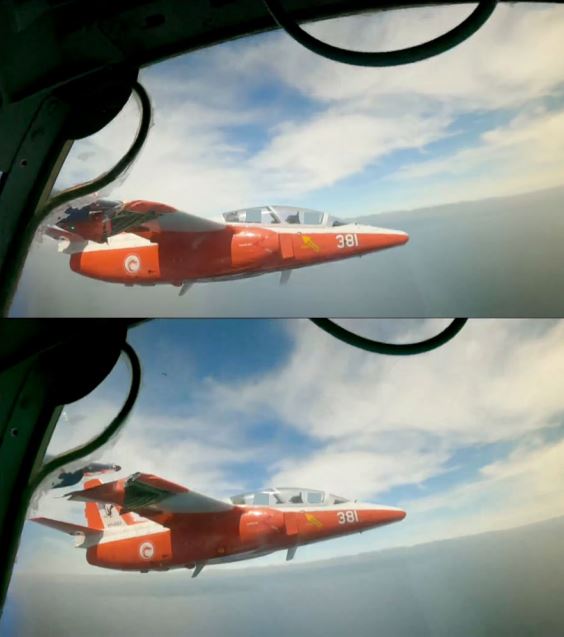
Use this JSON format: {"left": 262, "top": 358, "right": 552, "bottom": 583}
{"left": 286, "top": 212, "right": 300, "bottom": 224}
{"left": 253, "top": 492, "right": 271, "bottom": 505}
{"left": 221, "top": 206, "right": 346, "bottom": 228}
{"left": 307, "top": 491, "right": 324, "bottom": 504}
{"left": 331, "top": 496, "right": 349, "bottom": 505}
{"left": 230, "top": 487, "right": 349, "bottom": 507}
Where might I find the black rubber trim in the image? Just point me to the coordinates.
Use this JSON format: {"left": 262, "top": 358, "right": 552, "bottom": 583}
{"left": 39, "top": 81, "right": 151, "bottom": 220}
{"left": 29, "top": 341, "right": 141, "bottom": 494}
{"left": 263, "top": 0, "right": 497, "bottom": 66}
{"left": 311, "top": 319, "right": 467, "bottom": 354}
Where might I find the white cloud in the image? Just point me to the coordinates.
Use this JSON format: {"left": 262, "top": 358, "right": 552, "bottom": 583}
{"left": 31, "top": 321, "right": 564, "bottom": 509}
{"left": 389, "top": 107, "right": 564, "bottom": 203}
{"left": 270, "top": 447, "right": 451, "bottom": 501}
{"left": 22, "top": 319, "right": 564, "bottom": 572}
{"left": 207, "top": 320, "right": 564, "bottom": 444}
{"left": 250, "top": 110, "right": 450, "bottom": 192}
{"left": 48, "top": 3, "right": 564, "bottom": 222}
{"left": 194, "top": 319, "right": 564, "bottom": 513}
{"left": 400, "top": 436, "right": 564, "bottom": 542}
{"left": 53, "top": 91, "right": 259, "bottom": 216}
{"left": 236, "top": 4, "right": 564, "bottom": 110}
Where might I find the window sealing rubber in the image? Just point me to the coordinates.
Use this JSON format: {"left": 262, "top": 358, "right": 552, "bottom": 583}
{"left": 263, "top": 0, "right": 497, "bottom": 67}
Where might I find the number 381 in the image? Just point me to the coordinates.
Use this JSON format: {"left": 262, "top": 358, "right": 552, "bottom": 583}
{"left": 337, "top": 510, "right": 359, "bottom": 524}
{"left": 336, "top": 234, "right": 359, "bottom": 249}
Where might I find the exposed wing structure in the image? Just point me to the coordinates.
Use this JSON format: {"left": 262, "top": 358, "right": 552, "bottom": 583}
{"left": 46, "top": 199, "right": 225, "bottom": 244}
{"left": 122, "top": 201, "right": 225, "bottom": 233}
{"left": 43, "top": 225, "right": 86, "bottom": 244}
{"left": 66, "top": 472, "right": 235, "bottom": 523}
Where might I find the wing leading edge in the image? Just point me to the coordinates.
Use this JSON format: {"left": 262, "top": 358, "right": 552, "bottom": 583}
{"left": 66, "top": 472, "right": 235, "bottom": 523}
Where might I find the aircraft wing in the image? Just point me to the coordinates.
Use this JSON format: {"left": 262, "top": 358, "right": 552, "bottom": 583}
{"left": 46, "top": 199, "right": 225, "bottom": 244}
{"left": 121, "top": 201, "right": 226, "bottom": 233}
{"left": 43, "top": 457, "right": 121, "bottom": 488}
{"left": 66, "top": 473, "right": 235, "bottom": 525}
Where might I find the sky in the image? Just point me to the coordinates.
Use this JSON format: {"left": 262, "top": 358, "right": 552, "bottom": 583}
{"left": 14, "top": 318, "right": 564, "bottom": 577}
{"left": 49, "top": 2, "right": 564, "bottom": 218}
{"left": 9, "top": 2, "right": 564, "bottom": 317}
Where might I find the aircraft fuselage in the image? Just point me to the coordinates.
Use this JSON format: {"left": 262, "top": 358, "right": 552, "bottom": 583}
{"left": 85, "top": 503, "right": 406, "bottom": 571}
{"left": 67, "top": 223, "right": 409, "bottom": 287}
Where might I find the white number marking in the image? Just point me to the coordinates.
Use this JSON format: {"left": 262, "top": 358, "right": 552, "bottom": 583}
{"left": 336, "top": 234, "right": 359, "bottom": 249}
{"left": 337, "top": 510, "right": 359, "bottom": 524}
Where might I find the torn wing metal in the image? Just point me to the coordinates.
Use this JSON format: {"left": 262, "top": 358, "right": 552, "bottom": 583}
{"left": 65, "top": 472, "right": 235, "bottom": 522}
{"left": 47, "top": 199, "right": 226, "bottom": 244}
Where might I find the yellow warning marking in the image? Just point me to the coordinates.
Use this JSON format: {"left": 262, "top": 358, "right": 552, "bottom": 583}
{"left": 305, "top": 513, "right": 323, "bottom": 528}
{"left": 301, "top": 235, "right": 320, "bottom": 253}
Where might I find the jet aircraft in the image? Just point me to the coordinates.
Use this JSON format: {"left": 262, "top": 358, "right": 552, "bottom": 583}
{"left": 44, "top": 200, "right": 409, "bottom": 294}
{"left": 33, "top": 472, "right": 406, "bottom": 576}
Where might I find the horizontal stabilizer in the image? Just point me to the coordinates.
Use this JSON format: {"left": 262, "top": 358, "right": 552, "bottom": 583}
{"left": 32, "top": 517, "right": 103, "bottom": 547}
{"left": 32, "top": 517, "right": 98, "bottom": 536}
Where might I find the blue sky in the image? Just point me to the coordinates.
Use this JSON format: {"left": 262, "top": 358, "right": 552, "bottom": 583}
{"left": 16, "top": 319, "right": 564, "bottom": 574}
{"left": 50, "top": 3, "right": 564, "bottom": 218}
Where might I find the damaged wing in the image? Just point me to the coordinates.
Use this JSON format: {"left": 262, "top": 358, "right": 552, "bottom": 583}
{"left": 65, "top": 472, "right": 235, "bottom": 526}
{"left": 46, "top": 199, "right": 225, "bottom": 244}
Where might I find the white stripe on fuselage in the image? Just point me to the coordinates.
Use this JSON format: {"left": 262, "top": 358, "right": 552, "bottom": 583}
{"left": 228, "top": 223, "right": 405, "bottom": 236}
{"left": 69, "top": 233, "right": 154, "bottom": 253}
{"left": 85, "top": 520, "right": 168, "bottom": 547}
{"left": 234, "top": 502, "right": 403, "bottom": 513}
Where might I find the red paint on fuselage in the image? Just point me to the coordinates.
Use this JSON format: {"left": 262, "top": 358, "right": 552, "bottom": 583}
{"left": 69, "top": 224, "right": 408, "bottom": 285}
{"left": 86, "top": 505, "right": 406, "bottom": 572}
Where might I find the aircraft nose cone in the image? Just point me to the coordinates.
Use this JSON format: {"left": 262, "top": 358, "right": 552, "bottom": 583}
{"left": 356, "top": 227, "right": 409, "bottom": 252}
{"left": 393, "top": 508, "right": 407, "bottom": 521}
{"left": 361, "top": 505, "right": 407, "bottom": 527}
{"left": 382, "top": 230, "right": 409, "bottom": 247}
{"left": 378, "top": 507, "right": 406, "bottom": 523}
{"left": 394, "top": 232, "right": 409, "bottom": 246}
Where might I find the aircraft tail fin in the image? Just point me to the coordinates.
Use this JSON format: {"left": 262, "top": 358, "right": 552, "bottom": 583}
{"left": 83, "top": 478, "right": 141, "bottom": 530}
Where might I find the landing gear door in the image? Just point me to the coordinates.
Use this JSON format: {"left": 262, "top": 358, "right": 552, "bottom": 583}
{"left": 280, "top": 234, "right": 294, "bottom": 260}
{"left": 284, "top": 512, "right": 298, "bottom": 537}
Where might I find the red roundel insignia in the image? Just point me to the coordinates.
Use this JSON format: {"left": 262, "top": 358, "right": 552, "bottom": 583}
{"left": 139, "top": 542, "right": 154, "bottom": 560}
{"left": 124, "top": 254, "right": 141, "bottom": 274}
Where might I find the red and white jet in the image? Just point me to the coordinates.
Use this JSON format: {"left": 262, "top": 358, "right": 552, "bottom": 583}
{"left": 33, "top": 473, "right": 406, "bottom": 576}
{"left": 44, "top": 200, "right": 409, "bottom": 294}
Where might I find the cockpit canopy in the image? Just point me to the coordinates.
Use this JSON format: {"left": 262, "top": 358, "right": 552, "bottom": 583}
{"left": 229, "top": 487, "right": 350, "bottom": 507}
{"left": 223, "top": 205, "right": 348, "bottom": 227}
